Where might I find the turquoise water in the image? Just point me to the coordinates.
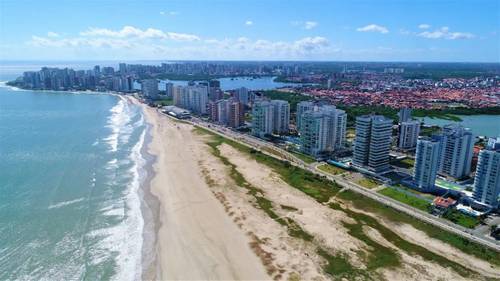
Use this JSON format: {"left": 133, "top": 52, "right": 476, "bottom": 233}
{"left": 0, "top": 85, "right": 147, "bottom": 280}
{"left": 418, "top": 115, "right": 500, "bottom": 138}
{"left": 155, "top": 76, "right": 303, "bottom": 91}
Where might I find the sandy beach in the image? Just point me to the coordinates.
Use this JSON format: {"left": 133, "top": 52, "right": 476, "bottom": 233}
{"left": 131, "top": 97, "right": 499, "bottom": 281}
{"left": 139, "top": 103, "right": 270, "bottom": 280}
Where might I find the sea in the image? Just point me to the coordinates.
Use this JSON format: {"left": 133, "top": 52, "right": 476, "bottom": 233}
{"left": 0, "top": 61, "right": 299, "bottom": 280}
{"left": 0, "top": 69, "right": 150, "bottom": 279}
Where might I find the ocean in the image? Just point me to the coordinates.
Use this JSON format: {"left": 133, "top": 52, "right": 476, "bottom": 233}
{"left": 0, "top": 84, "right": 149, "bottom": 280}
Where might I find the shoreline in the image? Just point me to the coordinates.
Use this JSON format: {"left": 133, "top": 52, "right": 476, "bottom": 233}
{"left": 136, "top": 98, "right": 270, "bottom": 280}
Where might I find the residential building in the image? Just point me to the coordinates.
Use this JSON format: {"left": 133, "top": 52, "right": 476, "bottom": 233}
{"left": 472, "top": 137, "right": 500, "bottom": 208}
{"left": 296, "top": 101, "right": 316, "bottom": 130}
{"left": 398, "top": 107, "right": 412, "bottom": 123}
{"left": 141, "top": 79, "right": 159, "bottom": 100}
{"left": 271, "top": 100, "right": 290, "bottom": 134}
{"left": 413, "top": 136, "right": 442, "bottom": 192}
{"left": 235, "top": 87, "right": 249, "bottom": 105}
{"left": 353, "top": 115, "right": 393, "bottom": 173}
{"left": 438, "top": 124, "right": 474, "bottom": 179}
{"left": 398, "top": 120, "right": 420, "bottom": 150}
{"left": 172, "top": 84, "right": 208, "bottom": 114}
{"left": 251, "top": 100, "right": 274, "bottom": 136}
{"left": 299, "top": 105, "right": 347, "bottom": 157}
{"left": 165, "top": 82, "right": 173, "bottom": 98}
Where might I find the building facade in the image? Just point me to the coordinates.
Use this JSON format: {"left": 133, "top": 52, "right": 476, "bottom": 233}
{"left": 398, "top": 120, "right": 420, "bottom": 150}
{"left": 353, "top": 115, "right": 393, "bottom": 173}
{"left": 141, "top": 79, "right": 159, "bottom": 100}
{"left": 438, "top": 124, "right": 474, "bottom": 180}
{"left": 299, "top": 105, "right": 346, "bottom": 157}
{"left": 472, "top": 138, "right": 500, "bottom": 208}
{"left": 413, "top": 136, "right": 442, "bottom": 192}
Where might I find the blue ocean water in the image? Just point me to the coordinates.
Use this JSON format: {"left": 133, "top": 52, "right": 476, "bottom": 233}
{"left": 0, "top": 85, "right": 147, "bottom": 280}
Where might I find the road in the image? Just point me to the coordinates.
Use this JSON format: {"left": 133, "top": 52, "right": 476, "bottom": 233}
{"left": 184, "top": 115, "right": 500, "bottom": 252}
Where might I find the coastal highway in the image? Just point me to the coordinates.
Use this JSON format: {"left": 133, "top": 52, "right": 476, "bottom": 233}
{"left": 178, "top": 114, "right": 500, "bottom": 252}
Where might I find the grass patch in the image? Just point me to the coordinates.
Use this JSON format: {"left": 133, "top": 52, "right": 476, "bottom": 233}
{"left": 442, "top": 209, "right": 481, "bottom": 229}
{"left": 329, "top": 201, "right": 475, "bottom": 278}
{"left": 356, "top": 178, "right": 380, "bottom": 189}
{"left": 390, "top": 158, "right": 415, "bottom": 169}
{"left": 317, "top": 248, "right": 371, "bottom": 280}
{"left": 289, "top": 150, "right": 316, "bottom": 164}
{"left": 280, "top": 204, "right": 298, "bottom": 211}
{"left": 200, "top": 129, "right": 313, "bottom": 242}
{"left": 317, "top": 163, "right": 347, "bottom": 175}
{"left": 378, "top": 187, "right": 431, "bottom": 211}
{"left": 337, "top": 190, "right": 500, "bottom": 268}
{"left": 195, "top": 125, "right": 499, "bottom": 278}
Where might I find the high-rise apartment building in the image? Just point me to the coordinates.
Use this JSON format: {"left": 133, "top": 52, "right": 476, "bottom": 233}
{"left": 251, "top": 99, "right": 290, "bottom": 136}
{"left": 398, "top": 107, "right": 412, "bottom": 123}
{"left": 438, "top": 124, "right": 474, "bottom": 179}
{"left": 141, "top": 79, "right": 159, "bottom": 100}
{"left": 299, "top": 105, "right": 347, "bottom": 157}
{"left": 413, "top": 136, "right": 442, "bottom": 192}
{"left": 296, "top": 101, "right": 316, "bottom": 130}
{"left": 398, "top": 120, "right": 420, "bottom": 150}
{"left": 353, "top": 115, "right": 393, "bottom": 173}
{"left": 472, "top": 137, "right": 500, "bottom": 208}
{"left": 172, "top": 84, "right": 208, "bottom": 114}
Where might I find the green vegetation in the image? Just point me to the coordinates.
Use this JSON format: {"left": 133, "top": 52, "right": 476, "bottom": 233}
{"left": 153, "top": 97, "right": 174, "bottom": 106}
{"left": 442, "top": 209, "right": 481, "bottom": 229}
{"left": 356, "top": 178, "right": 380, "bottom": 189}
{"left": 280, "top": 204, "right": 298, "bottom": 211}
{"left": 288, "top": 150, "right": 316, "bottom": 164}
{"left": 316, "top": 248, "right": 371, "bottom": 280}
{"left": 317, "top": 164, "right": 348, "bottom": 175}
{"left": 337, "top": 190, "right": 500, "bottom": 267}
{"left": 337, "top": 105, "right": 398, "bottom": 124}
{"left": 378, "top": 187, "right": 431, "bottom": 211}
{"left": 390, "top": 158, "right": 415, "bottom": 169}
{"left": 337, "top": 105, "right": 500, "bottom": 126}
{"left": 420, "top": 125, "right": 442, "bottom": 137}
{"left": 329, "top": 201, "right": 476, "bottom": 278}
{"left": 195, "top": 125, "right": 499, "bottom": 279}
{"left": 200, "top": 129, "right": 314, "bottom": 242}
{"left": 261, "top": 90, "right": 313, "bottom": 112}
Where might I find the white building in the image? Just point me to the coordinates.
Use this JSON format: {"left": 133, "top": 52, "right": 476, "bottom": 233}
{"left": 296, "top": 101, "right": 316, "bottom": 130}
{"left": 251, "top": 99, "right": 290, "bottom": 136}
{"left": 472, "top": 137, "right": 500, "bottom": 208}
{"left": 438, "top": 124, "right": 474, "bottom": 180}
{"left": 398, "top": 120, "right": 420, "bottom": 150}
{"left": 141, "top": 79, "right": 159, "bottom": 100}
{"left": 413, "top": 136, "right": 442, "bottom": 192}
{"left": 172, "top": 84, "right": 208, "bottom": 114}
{"left": 353, "top": 115, "right": 393, "bottom": 173}
{"left": 299, "top": 105, "right": 346, "bottom": 157}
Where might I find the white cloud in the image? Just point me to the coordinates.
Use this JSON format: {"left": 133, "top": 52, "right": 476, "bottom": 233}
{"left": 167, "top": 32, "right": 200, "bottom": 41}
{"left": 245, "top": 20, "right": 253, "bottom": 26}
{"left": 291, "top": 21, "right": 319, "bottom": 30}
{"left": 47, "top": 31, "right": 59, "bottom": 38}
{"left": 356, "top": 24, "right": 389, "bottom": 34}
{"left": 80, "top": 26, "right": 199, "bottom": 41}
{"left": 160, "top": 11, "right": 178, "bottom": 16}
{"left": 418, "top": 24, "right": 431, "bottom": 29}
{"left": 28, "top": 26, "right": 338, "bottom": 60}
{"left": 417, "top": 26, "right": 474, "bottom": 40}
{"left": 304, "top": 21, "right": 318, "bottom": 30}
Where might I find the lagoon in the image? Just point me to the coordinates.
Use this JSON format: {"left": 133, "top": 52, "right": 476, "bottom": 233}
{"left": 419, "top": 115, "right": 500, "bottom": 138}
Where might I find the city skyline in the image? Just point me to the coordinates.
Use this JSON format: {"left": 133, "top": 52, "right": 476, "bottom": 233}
{"left": 0, "top": 0, "right": 499, "bottom": 62}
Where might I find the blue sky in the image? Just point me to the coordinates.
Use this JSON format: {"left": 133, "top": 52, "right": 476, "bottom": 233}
{"left": 0, "top": 0, "right": 498, "bottom": 62}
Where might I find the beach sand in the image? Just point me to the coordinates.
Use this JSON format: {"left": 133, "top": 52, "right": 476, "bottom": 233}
{"left": 140, "top": 104, "right": 270, "bottom": 280}
{"left": 131, "top": 97, "right": 499, "bottom": 281}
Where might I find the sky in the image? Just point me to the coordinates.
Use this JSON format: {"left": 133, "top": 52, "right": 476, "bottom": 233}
{"left": 0, "top": 0, "right": 498, "bottom": 62}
